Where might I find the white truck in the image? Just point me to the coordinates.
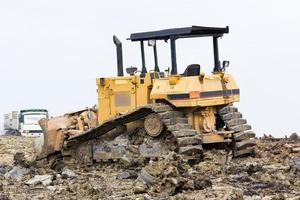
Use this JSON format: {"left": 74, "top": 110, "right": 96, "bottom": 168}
{"left": 3, "top": 109, "right": 48, "bottom": 137}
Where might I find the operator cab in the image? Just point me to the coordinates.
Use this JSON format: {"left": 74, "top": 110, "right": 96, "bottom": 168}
{"left": 182, "top": 64, "right": 201, "bottom": 77}
{"left": 113, "top": 26, "right": 230, "bottom": 78}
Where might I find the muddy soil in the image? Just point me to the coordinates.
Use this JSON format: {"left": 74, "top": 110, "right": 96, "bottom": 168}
{"left": 0, "top": 135, "right": 299, "bottom": 200}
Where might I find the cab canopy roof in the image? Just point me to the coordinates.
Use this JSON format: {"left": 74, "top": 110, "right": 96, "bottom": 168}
{"left": 129, "top": 26, "right": 229, "bottom": 41}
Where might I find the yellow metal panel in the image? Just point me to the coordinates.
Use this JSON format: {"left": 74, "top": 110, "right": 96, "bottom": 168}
{"left": 150, "top": 73, "right": 240, "bottom": 107}
{"left": 135, "top": 73, "right": 153, "bottom": 107}
{"left": 97, "top": 71, "right": 240, "bottom": 126}
{"left": 96, "top": 73, "right": 154, "bottom": 123}
{"left": 96, "top": 78, "right": 111, "bottom": 123}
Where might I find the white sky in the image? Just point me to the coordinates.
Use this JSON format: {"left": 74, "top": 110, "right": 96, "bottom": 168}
{"left": 0, "top": 0, "right": 299, "bottom": 137}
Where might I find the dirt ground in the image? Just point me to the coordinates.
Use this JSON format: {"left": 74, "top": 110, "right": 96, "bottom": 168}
{"left": 0, "top": 135, "right": 299, "bottom": 200}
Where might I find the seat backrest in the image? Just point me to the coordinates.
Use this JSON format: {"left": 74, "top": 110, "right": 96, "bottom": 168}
{"left": 183, "top": 64, "right": 201, "bottom": 77}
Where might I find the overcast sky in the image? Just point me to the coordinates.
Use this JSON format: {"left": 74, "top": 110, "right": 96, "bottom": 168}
{"left": 0, "top": 0, "right": 299, "bottom": 137}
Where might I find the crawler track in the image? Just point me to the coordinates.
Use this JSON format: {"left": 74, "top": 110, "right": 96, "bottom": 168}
{"left": 218, "top": 105, "right": 256, "bottom": 157}
{"left": 64, "top": 103, "right": 203, "bottom": 157}
{"left": 152, "top": 104, "right": 203, "bottom": 155}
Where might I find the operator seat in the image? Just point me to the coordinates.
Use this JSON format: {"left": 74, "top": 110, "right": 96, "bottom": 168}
{"left": 183, "top": 64, "right": 201, "bottom": 77}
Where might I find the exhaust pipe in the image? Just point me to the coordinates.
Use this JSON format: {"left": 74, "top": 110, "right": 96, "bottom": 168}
{"left": 213, "top": 37, "right": 221, "bottom": 72}
{"left": 170, "top": 38, "right": 177, "bottom": 75}
{"left": 113, "top": 35, "right": 124, "bottom": 76}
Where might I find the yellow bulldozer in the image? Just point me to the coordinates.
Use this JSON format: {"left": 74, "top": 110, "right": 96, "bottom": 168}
{"left": 37, "top": 26, "right": 256, "bottom": 166}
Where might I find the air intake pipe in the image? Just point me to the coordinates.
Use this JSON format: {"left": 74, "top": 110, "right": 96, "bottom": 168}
{"left": 113, "top": 35, "right": 124, "bottom": 76}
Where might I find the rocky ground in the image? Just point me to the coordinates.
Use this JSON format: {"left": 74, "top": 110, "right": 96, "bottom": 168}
{"left": 0, "top": 135, "right": 299, "bottom": 200}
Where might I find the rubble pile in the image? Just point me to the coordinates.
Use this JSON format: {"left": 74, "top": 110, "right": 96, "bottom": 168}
{"left": 0, "top": 135, "right": 299, "bottom": 200}
{"left": 0, "top": 136, "right": 35, "bottom": 165}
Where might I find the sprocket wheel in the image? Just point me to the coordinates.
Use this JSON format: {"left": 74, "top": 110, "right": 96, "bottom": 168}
{"left": 144, "top": 113, "right": 164, "bottom": 137}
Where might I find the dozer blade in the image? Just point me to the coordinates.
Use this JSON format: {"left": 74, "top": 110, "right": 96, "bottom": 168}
{"left": 37, "top": 116, "right": 68, "bottom": 159}
{"left": 36, "top": 108, "right": 98, "bottom": 160}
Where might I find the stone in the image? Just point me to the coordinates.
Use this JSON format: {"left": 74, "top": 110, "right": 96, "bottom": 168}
{"left": 13, "top": 152, "right": 26, "bottom": 166}
{"left": 26, "top": 175, "right": 53, "bottom": 186}
{"left": 194, "top": 178, "right": 212, "bottom": 190}
{"left": 262, "top": 164, "right": 289, "bottom": 172}
{"left": 117, "top": 170, "right": 138, "bottom": 179}
{"left": 119, "top": 155, "right": 134, "bottom": 168}
{"left": 291, "top": 147, "right": 300, "bottom": 153}
{"left": 4, "top": 166, "right": 29, "bottom": 181}
{"left": 46, "top": 185, "right": 57, "bottom": 192}
{"left": 0, "top": 165, "right": 11, "bottom": 174}
{"left": 291, "top": 157, "right": 300, "bottom": 172}
{"left": 133, "top": 181, "right": 147, "bottom": 194}
{"left": 244, "top": 162, "right": 263, "bottom": 175}
{"left": 229, "top": 188, "right": 244, "bottom": 200}
{"left": 0, "top": 194, "right": 10, "bottom": 200}
{"left": 32, "top": 193, "right": 45, "bottom": 200}
{"left": 140, "top": 168, "right": 159, "bottom": 185}
{"left": 62, "top": 168, "right": 77, "bottom": 179}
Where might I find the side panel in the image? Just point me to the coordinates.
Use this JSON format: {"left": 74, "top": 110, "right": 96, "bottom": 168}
{"left": 135, "top": 74, "right": 153, "bottom": 107}
{"left": 97, "top": 78, "right": 111, "bottom": 123}
{"left": 110, "top": 78, "right": 136, "bottom": 116}
{"left": 97, "top": 74, "right": 154, "bottom": 124}
{"left": 97, "top": 77, "right": 136, "bottom": 123}
{"left": 150, "top": 73, "right": 240, "bottom": 107}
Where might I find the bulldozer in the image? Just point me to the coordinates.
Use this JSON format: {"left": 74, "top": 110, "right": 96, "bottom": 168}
{"left": 37, "top": 26, "right": 256, "bottom": 166}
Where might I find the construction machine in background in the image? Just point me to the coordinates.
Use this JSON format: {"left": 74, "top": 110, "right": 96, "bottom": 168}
{"left": 4, "top": 109, "right": 48, "bottom": 137}
{"left": 37, "top": 26, "right": 256, "bottom": 166}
